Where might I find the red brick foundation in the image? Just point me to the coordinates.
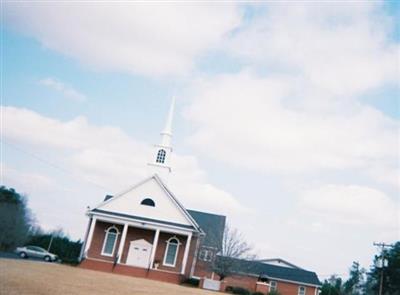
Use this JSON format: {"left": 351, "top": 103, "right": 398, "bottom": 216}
{"left": 79, "top": 258, "right": 184, "bottom": 284}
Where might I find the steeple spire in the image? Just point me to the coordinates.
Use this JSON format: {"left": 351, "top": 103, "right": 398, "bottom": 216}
{"left": 147, "top": 97, "right": 175, "bottom": 178}
{"left": 160, "top": 96, "right": 175, "bottom": 148}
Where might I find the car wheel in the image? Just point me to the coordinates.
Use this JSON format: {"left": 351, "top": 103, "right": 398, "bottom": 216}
{"left": 19, "top": 252, "right": 27, "bottom": 259}
{"left": 44, "top": 255, "right": 51, "bottom": 262}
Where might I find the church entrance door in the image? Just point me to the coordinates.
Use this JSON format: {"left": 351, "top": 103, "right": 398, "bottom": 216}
{"left": 126, "top": 239, "right": 152, "bottom": 268}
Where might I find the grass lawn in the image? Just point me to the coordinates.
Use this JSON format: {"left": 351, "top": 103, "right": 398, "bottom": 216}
{"left": 0, "top": 259, "right": 221, "bottom": 295}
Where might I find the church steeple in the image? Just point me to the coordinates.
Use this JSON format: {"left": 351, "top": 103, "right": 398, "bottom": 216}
{"left": 148, "top": 97, "right": 175, "bottom": 177}
{"left": 160, "top": 96, "right": 175, "bottom": 149}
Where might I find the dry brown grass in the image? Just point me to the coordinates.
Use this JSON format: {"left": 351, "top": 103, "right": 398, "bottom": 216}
{"left": 0, "top": 259, "right": 220, "bottom": 295}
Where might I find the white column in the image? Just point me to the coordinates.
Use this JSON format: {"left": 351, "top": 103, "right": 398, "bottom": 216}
{"left": 84, "top": 217, "right": 97, "bottom": 254}
{"left": 149, "top": 229, "right": 160, "bottom": 268}
{"left": 181, "top": 233, "right": 192, "bottom": 274}
{"left": 117, "top": 223, "right": 128, "bottom": 263}
{"left": 190, "top": 236, "right": 201, "bottom": 277}
{"left": 79, "top": 218, "right": 92, "bottom": 260}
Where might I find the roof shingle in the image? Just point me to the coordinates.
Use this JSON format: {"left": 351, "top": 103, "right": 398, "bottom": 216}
{"left": 187, "top": 209, "right": 226, "bottom": 249}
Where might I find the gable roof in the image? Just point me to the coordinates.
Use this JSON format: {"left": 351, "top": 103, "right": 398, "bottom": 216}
{"left": 259, "top": 258, "right": 303, "bottom": 269}
{"left": 187, "top": 209, "right": 226, "bottom": 249}
{"left": 92, "top": 174, "right": 202, "bottom": 233}
{"left": 217, "top": 256, "right": 321, "bottom": 286}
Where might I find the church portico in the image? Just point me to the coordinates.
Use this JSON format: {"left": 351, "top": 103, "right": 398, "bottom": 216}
{"left": 82, "top": 211, "right": 196, "bottom": 277}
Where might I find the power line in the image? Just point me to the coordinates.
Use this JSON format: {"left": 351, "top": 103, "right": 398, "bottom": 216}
{"left": 1, "top": 139, "right": 111, "bottom": 191}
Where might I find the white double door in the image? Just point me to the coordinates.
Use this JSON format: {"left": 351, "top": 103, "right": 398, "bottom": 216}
{"left": 126, "top": 239, "right": 153, "bottom": 268}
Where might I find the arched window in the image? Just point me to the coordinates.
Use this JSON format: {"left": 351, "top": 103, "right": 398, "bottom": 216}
{"left": 140, "top": 198, "right": 155, "bottom": 207}
{"left": 156, "top": 149, "right": 166, "bottom": 164}
{"left": 163, "top": 237, "right": 180, "bottom": 267}
{"left": 298, "top": 286, "right": 306, "bottom": 295}
{"left": 101, "top": 226, "right": 120, "bottom": 256}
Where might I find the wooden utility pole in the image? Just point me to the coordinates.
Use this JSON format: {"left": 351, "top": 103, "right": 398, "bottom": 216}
{"left": 47, "top": 235, "right": 54, "bottom": 252}
{"left": 373, "top": 242, "right": 394, "bottom": 295}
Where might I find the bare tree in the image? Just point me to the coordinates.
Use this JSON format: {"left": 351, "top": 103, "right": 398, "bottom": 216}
{"left": 211, "top": 224, "right": 256, "bottom": 280}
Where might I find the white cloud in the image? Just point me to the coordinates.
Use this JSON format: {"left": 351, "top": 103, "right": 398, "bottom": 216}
{"left": 182, "top": 3, "right": 399, "bottom": 190}
{"left": 300, "top": 184, "right": 399, "bottom": 228}
{"left": 5, "top": 3, "right": 241, "bottom": 77}
{"left": 2, "top": 106, "right": 243, "bottom": 220}
{"left": 39, "top": 77, "right": 87, "bottom": 102}
{"left": 184, "top": 71, "right": 399, "bottom": 177}
{"left": 227, "top": 3, "right": 398, "bottom": 98}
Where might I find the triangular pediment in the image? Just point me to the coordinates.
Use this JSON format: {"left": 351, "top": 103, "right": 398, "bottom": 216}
{"left": 130, "top": 239, "right": 152, "bottom": 247}
{"left": 95, "top": 175, "right": 199, "bottom": 230}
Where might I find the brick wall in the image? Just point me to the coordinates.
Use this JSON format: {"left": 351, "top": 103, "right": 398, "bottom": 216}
{"left": 223, "top": 274, "right": 259, "bottom": 292}
{"left": 153, "top": 232, "right": 188, "bottom": 273}
{"left": 193, "top": 260, "right": 214, "bottom": 278}
{"left": 87, "top": 221, "right": 198, "bottom": 277}
{"left": 87, "top": 221, "right": 124, "bottom": 262}
{"left": 222, "top": 274, "right": 318, "bottom": 295}
{"left": 79, "top": 259, "right": 184, "bottom": 284}
{"left": 272, "top": 280, "right": 317, "bottom": 295}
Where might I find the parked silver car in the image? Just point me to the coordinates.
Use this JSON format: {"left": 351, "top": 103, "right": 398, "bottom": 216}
{"left": 15, "top": 246, "right": 58, "bottom": 262}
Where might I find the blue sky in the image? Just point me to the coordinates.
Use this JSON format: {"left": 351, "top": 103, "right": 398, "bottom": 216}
{"left": 2, "top": 1, "right": 399, "bottom": 279}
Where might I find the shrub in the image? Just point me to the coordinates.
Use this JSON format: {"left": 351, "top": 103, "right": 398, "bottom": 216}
{"left": 182, "top": 278, "right": 200, "bottom": 287}
{"left": 226, "top": 286, "right": 234, "bottom": 292}
{"left": 225, "top": 286, "right": 251, "bottom": 294}
{"left": 27, "top": 231, "right": 82, "bottom": 264}
{"left": 252, "top": 292, "right": 265, "bottom": 295}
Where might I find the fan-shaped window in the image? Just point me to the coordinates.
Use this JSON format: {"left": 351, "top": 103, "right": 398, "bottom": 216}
{"left": 156, "top": 149, "right": 166, "bottom": 163}
{"left": 163, "top": 237, "right": 180, "bottom": 267}
{"left": 141, "top": 198, "right": 155, "bottom": 207}
{"left": 101, "top": 226, "right": 120, "bottom": 256}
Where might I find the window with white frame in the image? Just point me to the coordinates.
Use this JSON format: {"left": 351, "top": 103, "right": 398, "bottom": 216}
{"left": 156, "top": 149, "right": 166, "bottom": 163}
{"left": 163, "top": 237, "right": 180, "bottom": 267}
{"left": 270, "top": 281, "right": 277, "bottom": 291}
{"left": 199, "top": 248, "right": 214, "bottom": 262}
{"left": 298, "top": 286, "right": 306, "bottom": 295}
{"left": 101, "top": 226, "right": 119, "bottom": 256}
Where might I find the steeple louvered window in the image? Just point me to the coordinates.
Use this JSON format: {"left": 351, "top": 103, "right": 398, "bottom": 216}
{"left": 156, "top": 149, "right": 166, "bottom": 164}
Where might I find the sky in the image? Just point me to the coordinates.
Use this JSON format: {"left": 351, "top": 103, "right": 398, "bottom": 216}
{"left": 1, "top": 1, "right": 399, "bottom": 280}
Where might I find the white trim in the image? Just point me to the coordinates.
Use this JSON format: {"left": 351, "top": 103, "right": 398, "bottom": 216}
{"left": 80, "top": 217, "right": 92, "bottom": 260}
{"left": 148, "top": 162, "right": 171, "bottom": 172}
{"left": 181, "top": 233, "right": 192, "bottom": 274}
{"left": 199, "top": 248, "right": 214, "bottom": 262}
{"left": 117, "top": 223, "right": 128, "bottom": 263}
{"left": 163, "top": 236, "right": 181, "bottom": 267}
{"left": 84, "top": 217, "right": 97, "bottom": 254}
{"left": 94, "top": 174, "right": 201, "bottom": 232}
{"left": 149, "top": 229, "right": 160, "bottom": 268}
{"left": 90, "top": 212, "right": 194, "bottom": 235}
{"left": 153, "top": 174, "right": 202, "bottom": 232}
{"left": 259, "top": 258, "right": 303, "bottom": 269}
{"left": 94, "top": 176, "right": 154, "bottom": 209}
{"left": 298, "top": 285, "right": 306, "bottom": 295}
{"left": 269, "top": 280, "right": 277, "bottom": 292}
{"left": 190, "top": 236, "right": 201, "bottom": 278}
{"left": 101, "top": 225, "right": 120, "bottom": 257}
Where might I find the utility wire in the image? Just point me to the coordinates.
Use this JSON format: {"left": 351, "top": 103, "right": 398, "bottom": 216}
{"left": 1, "top": 139, "right": 111, "bottom": 191}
